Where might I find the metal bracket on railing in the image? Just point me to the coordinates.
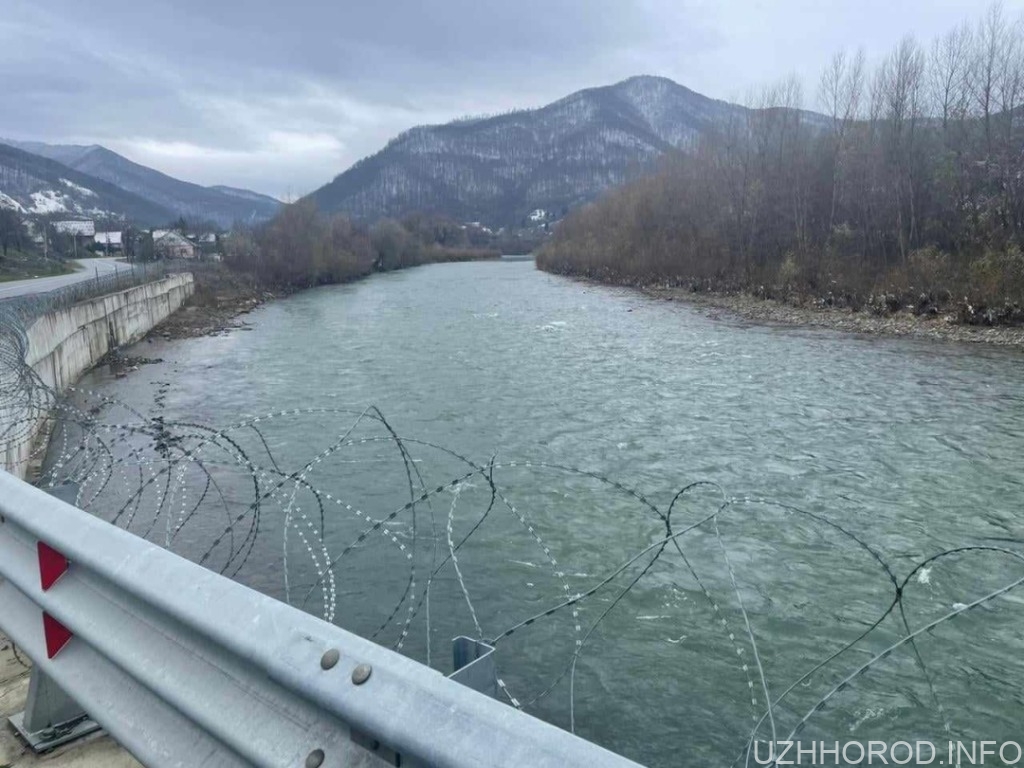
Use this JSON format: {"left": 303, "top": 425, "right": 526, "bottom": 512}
{"left": 449, "top": 636, "right": 498, "bottom": 698}
{"left": 8, "top": 484, "right": 101, "bottom": 753}
{"left": 9, "top": 671, "right": 101, "bottom": 752}
{"left": 348, "top": 638, "right": 499, "bottom": 767}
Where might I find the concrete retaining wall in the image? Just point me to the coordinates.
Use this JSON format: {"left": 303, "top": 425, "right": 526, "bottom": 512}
{"left": 3, "top": 273, "right": 194, "bottom": 479}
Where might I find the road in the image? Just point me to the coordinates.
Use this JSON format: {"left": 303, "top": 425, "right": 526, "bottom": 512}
{"left": 0, "top": 257, "right": 135, "bottom": 300}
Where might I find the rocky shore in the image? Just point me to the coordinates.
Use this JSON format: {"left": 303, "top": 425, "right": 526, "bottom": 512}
{"left": 144, "top": 268, "right": 284, "bottom": 341}
{"left": 641, "top": 285, "right": 1024, "bottom": 349}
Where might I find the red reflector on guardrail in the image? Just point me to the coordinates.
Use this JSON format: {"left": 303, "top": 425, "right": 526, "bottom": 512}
{"left": 42, "top": 612, "right": 72, "bottom": 659}
{"left": 38, "top": 541, "right": 68, "bottom": 591}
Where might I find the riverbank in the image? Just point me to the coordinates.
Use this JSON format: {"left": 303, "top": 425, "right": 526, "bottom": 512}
{"left": 143, "top": 266, "right": 284, "bottom": 340}
{"left": 640, "top": 284, "right": 1024, "bottom": 348}
{"left": 155, "top": 261, "right": 1024, "bottom": 348}
{"left": 146, "top": 254, "right": 502, "bottom": 340}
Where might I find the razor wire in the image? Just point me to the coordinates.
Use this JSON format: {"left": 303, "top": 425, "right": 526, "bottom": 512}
{"left": 2, "top": 286, "right": 1024, "bottom": 767}
{"left": 0, "top": 260, "right": 189, "bottom": 470}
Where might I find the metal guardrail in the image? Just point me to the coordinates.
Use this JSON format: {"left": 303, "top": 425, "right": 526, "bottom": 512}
{"left": 0, "top": 471, "right": 643, "bottom": 768}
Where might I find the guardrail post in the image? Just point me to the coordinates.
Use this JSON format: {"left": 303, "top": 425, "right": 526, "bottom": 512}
{"left": 8, "top": 484, "right": 102, "bottom": 752}
{"left": 0, "top": 474, "right": 645, "bottom": 767}
{"left": 449, "top": 636, "right": 498, "bottom": 698}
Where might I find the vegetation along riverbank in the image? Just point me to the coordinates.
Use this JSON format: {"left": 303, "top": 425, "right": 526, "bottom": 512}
{"left": 151, "top": 200, "right": 500, "bottom": 339}
{"left": 537, "top": 5, "right": 1024, "bottom": 343}
{"left": 643, "top": 282, "right": 1024, "bottom": 348}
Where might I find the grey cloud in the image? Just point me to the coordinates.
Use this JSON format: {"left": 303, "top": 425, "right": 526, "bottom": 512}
{"left": 3, "top": 0, "right": 1023, "bottom": 197}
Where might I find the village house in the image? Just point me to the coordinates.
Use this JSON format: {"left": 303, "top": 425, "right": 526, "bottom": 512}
{"left": 94, "top": 231, "right": 123, "bottom": 252}
{"left": 51, "top": 219, "right": 95, "bottom": 257}
{"left": 152, "top": 229, "right": 196, "bottom": 259}
{"left": 52, "top": 219, "right": 95, "bottom": 242}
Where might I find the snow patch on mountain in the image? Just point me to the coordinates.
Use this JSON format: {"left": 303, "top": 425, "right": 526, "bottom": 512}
{"left": 30, "top": 190, "right": 73, "bottom": 214}
{"left": 0, "top": 191, "right": 24, "bottom": 212}
{"left": 60, "top": 178, "right": 97, "bottom": 197}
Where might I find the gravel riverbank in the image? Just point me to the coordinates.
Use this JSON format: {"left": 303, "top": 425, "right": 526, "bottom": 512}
{"left": 641, "top": 285, "right": 1024, "bottom": 349}
{"left": 144, "top": 268, "right": 285, "bottom": 340}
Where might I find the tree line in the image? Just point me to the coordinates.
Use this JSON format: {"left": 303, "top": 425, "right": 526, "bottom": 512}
{"left": 223, "top": 200, "right": 499, "bottom": 288}
{"left": 537, "top": 3, "right": 1024, "bottom": 325}
{"left": 0, "top": 207, "right": 26, "bottom": 258}
{"left": 0, "top": 209, "right": 97, "bottom": 261}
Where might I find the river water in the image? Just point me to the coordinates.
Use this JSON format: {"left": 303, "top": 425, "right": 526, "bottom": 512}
{"left": 64, "top": 259, "right": 1024, "bottom": 765}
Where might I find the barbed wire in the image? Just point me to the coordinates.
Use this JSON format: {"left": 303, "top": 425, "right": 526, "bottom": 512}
{"left": 2, "top": 285, "right": 1023, "bottom": 765}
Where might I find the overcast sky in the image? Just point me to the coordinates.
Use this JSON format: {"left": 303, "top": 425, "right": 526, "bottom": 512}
{"left": 3, "top": 0, "right": 1021, "bottom": 199}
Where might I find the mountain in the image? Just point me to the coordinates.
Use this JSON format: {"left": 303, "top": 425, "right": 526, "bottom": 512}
{"left": 209, "top": 185, "right": 279, "bottom": 204}
{"left": 310, "top": 76, "right": 822, "bottom": 227}
{"left": 1, "top": 140, "right": 95, "bottom": 167}
{"left": 0, "top": 142, "right": 174, "bottom": 224}
{"left": 3, "top": 140, "right": 280, "bottom": 228}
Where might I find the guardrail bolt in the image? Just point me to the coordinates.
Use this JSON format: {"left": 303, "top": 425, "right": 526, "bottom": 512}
{"left": 351, "top": 664, "right": 372, "bottom": 685}
{"left": 320, "top": 648, "right": 340, "bottom": 670}
{"left": 305, "top": 748, "right": 325, "bottom": 768}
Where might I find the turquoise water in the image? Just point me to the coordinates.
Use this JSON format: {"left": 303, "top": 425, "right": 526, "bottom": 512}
{"left": 69, "top": 260, "right": 1024, "bottom": 765}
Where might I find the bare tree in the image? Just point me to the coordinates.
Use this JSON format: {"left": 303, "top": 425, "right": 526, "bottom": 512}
{"left": 929, "top": 22, "right": 973, "bottom": 133}
{"left": 996, "top": 15, "right": 1024, "bottom": 146}
{"left": 819, "top": 49, "right": 865, "bottom": 233}
{"left": 971, "top": 1, "right": 1008, "bottom": 154}
{"left": 535, "top": 3, "right": 1024, "bottom": 317}
{"left": 995, "top": 15, "right": 1024, "bottom": 235}
{"left": 875, "top": 36, "right": 926, "bottom": 262}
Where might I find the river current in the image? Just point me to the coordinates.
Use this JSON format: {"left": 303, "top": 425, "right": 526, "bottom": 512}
{"left": 65, "top": 259, "right": 1024, "bottom": 766}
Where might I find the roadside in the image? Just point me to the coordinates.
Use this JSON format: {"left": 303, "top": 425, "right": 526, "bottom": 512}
{"left": 642, "top": 284, "right": 1024, "bottom": 349}
{"left": 0, "top": 634, "right": 140, "bottom": 768}
{"left": 0, "top": 256, "right": 133, "bottom": 301}
{"left": 0, "top": 250, "right": 72, "bottom": 283}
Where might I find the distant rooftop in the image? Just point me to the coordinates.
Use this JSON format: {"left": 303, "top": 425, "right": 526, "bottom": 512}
{"left": 95, "top": 231, "right": 122, "bottom": 246}
{"left": 53, "top": 220, "right": 95, "bottom": 237}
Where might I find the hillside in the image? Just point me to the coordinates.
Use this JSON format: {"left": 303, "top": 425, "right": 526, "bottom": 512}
{"left": 0, "top": 142, "right": 174, "bottom": 225}
{"left": 3, "top": 140, "right": 280, "bottom": 228}
{"left": 537, "top": 38, "right": 1024, "bottom": 330}
{"left": 309, "top": 76, "right": 821, "bottom": 227}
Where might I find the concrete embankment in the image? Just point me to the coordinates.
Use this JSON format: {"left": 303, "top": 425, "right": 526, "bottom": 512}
{"left": 0, "top": 275, "right": 192, "bottom": 765}
{"left": 1, "top": 273, "right": 194, "bottom": 479}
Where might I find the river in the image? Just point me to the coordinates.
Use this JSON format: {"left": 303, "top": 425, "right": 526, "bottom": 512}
{"left": 58, "top": 259, "right": 1024, "bottom": 766}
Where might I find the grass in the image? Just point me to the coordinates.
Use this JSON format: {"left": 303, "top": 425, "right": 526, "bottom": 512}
{"left": 0, "top": 248, "right": 75, "bottom": 282}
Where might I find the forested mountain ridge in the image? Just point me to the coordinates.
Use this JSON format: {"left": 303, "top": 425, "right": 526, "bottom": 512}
{"left": 538, "top": 9, "right": 1024, "bottom": 327}
{"left": 0, "top": 142, "right": 174, "bottom": 225}
{"left": 310, "top": 76, "right": 821, "bottom": 226}
{"left": 3, "top": 140, "right": 280, "bottom": 227}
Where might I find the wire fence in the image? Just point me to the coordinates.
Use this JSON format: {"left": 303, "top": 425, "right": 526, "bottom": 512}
{"left": 0, "top": 260, "right": 196, "bottom": 491}
{"left": 0, "top": 260, "right": 197, "bottom": 326}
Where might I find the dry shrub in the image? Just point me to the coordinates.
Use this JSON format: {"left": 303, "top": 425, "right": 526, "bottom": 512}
{"left": 969, "top": 246, "right": 1024, "bottom": 304}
